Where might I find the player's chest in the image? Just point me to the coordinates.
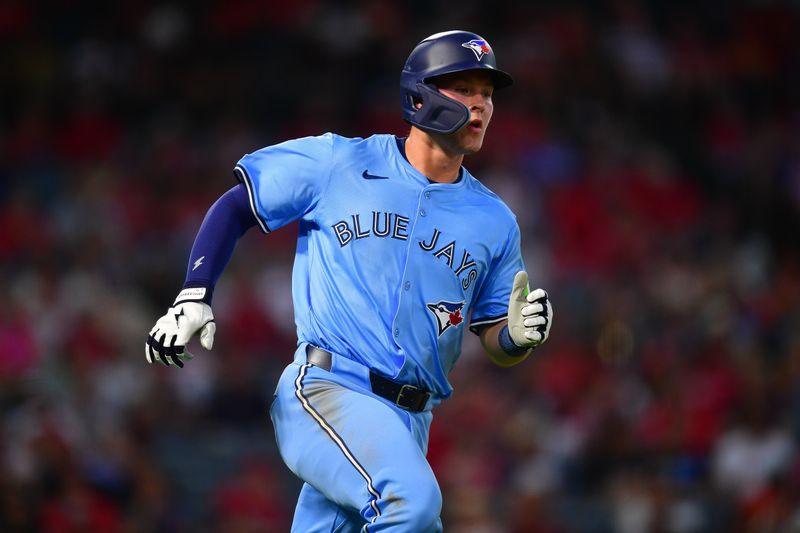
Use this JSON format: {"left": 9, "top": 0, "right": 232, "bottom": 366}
{"left": 316, "top": 178, "right": 494, "bottom": 292}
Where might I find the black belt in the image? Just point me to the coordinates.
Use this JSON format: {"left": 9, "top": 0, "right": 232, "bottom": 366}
{"left": 305, "top": 345, "right": 430, "bottom": 412}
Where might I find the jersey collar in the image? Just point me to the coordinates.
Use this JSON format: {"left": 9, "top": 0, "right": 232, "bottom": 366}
{"left": 390, "top": 135, "right": 466, "bottom": 188}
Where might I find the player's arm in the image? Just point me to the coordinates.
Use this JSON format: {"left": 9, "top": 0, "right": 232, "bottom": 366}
{"left": 479, "top": 320, "right": 527, "bottom": 367}
{"left": 478, "top": 271, "right": 552, "bottom": 367}
{"left": 145, "top": 183, "right": 257, "bottom": 367}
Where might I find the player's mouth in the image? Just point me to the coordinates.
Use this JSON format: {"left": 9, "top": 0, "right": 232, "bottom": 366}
{"left": 467, "top": 119, "right": 483, "bottom": 133}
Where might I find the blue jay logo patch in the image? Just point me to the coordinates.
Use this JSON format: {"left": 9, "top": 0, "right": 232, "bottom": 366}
{"left": 462, "top": 39, "right": 491, "bottom": 61}
{"left": 427, "top": 300, "right": 465, "bottom": 336}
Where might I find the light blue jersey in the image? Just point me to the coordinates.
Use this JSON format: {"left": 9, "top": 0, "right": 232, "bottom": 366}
{"left": 235, "top": 133, "right": 524, "bottom": 401}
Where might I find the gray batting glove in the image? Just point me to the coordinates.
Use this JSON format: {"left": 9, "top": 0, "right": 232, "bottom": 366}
{"left": 508, "top": 271, "right": 552, "bottom": 348}
{"left": 145, "top": 293, "right": 215, "bottom": 368}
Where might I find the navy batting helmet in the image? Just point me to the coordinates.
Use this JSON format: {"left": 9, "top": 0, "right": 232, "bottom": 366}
{"left": 400, "top": 30, "right": 513, "bottom": 135}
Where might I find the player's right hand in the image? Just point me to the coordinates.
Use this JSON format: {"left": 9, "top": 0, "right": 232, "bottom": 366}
{"left": 145, "top": 300, "right": 215, "bottom": 368}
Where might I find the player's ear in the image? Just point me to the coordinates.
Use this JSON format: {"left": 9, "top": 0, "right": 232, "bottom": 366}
{"left": 413, "top": 97, "right": 423, "bottom": 110}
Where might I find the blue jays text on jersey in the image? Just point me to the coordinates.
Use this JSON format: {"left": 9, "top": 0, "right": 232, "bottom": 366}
{"left": 234, "top": 133, "right": 524, "bottom": 400}
{"left": 332, "top": 214, "right": 479, "bottom": 290}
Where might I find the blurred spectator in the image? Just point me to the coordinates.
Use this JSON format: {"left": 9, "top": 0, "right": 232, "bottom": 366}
{"left": 213, "top": 458, "right": 291, "bottom": 532}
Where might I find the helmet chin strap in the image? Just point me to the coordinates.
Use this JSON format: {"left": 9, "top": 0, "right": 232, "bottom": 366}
{"left": 408, "top": 83, "right": 469, "bottom": 135}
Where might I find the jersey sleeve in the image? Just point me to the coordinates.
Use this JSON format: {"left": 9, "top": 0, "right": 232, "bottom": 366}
{"left": 469, "top": 221, "right": 525, "bottom": 334}
{"left": 233, "top": 133, "right": 334, "bottom": 233}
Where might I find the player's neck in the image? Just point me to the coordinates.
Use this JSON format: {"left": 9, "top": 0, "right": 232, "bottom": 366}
{"left": 405, "top": 129, "right": 464, "bottom": 183}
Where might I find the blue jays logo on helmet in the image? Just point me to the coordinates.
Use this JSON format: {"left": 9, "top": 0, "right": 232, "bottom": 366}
{"left": 461, "top": 39, "right": 491, "bottom": 61}
{"left": 427, "top": 300, "right": 465, "bottom": 336}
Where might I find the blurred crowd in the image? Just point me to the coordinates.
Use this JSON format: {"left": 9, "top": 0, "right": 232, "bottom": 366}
{"left": 2, "top": 0, "right": 800, "bottom": 531}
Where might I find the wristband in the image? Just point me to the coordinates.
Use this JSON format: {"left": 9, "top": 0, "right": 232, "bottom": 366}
{"left": 174, "top": 284, "right": 213, "bottom": 305}
{"left": 499, "top": 324, "right": 529, "bottom": 356}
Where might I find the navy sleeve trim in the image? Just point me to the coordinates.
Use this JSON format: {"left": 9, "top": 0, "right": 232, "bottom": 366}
{"left": 234, "top": 164, "right": 271, "bottom": 234}
{"left": 468, "top": 314, "right": 507, "bottom": 335}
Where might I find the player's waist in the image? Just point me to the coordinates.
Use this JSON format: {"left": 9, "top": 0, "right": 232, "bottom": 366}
{"left": 302, "top": 344, "right": 432, "bottom": 412}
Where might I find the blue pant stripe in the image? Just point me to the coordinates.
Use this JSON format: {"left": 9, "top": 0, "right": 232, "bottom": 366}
{"left": 293, "top": 363, "right": 381, "bottom": 528}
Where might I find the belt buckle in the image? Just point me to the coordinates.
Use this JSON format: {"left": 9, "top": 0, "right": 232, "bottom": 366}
{"left": 396, "top": 384, "right": 427, "bottom": 411}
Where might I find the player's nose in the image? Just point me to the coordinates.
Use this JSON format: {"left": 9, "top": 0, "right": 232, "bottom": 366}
{"left": 469, "top": 94, "right": 490, "bottom": 112}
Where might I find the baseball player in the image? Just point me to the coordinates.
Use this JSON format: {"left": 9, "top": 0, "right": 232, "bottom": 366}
{"left": 145, "top": 30, "right": 552, "bottom": 532}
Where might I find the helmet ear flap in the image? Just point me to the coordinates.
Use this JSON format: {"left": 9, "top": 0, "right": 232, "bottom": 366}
{"left": 406, "top": 83, "right": 469, "bottom": 135}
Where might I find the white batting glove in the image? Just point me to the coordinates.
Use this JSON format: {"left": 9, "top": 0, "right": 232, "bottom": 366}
{"left": 145, "top": 290, "right": 216, "bottom": 368}
{"left": 508, "top": 271, "right": 552, "bottom": 348}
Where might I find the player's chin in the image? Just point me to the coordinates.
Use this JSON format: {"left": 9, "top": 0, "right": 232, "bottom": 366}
{"left": 461, "top": 128, "right": 487, "bottom": 154}
{"left": 461, "top": 138, "right": 485, "bottom": 154}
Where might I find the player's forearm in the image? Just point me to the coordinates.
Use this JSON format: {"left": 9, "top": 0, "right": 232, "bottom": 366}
{"left": 479, "top": 320, "right": 531, "bottom": 367}
{"left": 181, "top": 184, "right": 257, "bottom": 303}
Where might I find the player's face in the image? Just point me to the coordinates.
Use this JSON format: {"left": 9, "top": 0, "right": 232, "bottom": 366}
{"left": 434, "top": 71, "right": 495, "bottom": 154}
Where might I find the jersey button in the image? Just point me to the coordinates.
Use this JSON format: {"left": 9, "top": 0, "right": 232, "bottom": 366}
{"left": 404, "top": 281, "right": 411, "bottom": 290}
{"left": 424, "top": 191, "right": 431, "bottom": 199}
{"left": 394, "top": 328, "right": 400, "bottom": 337}
{"left": 420, "top": 209, "right": 427, "bottom": 217}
